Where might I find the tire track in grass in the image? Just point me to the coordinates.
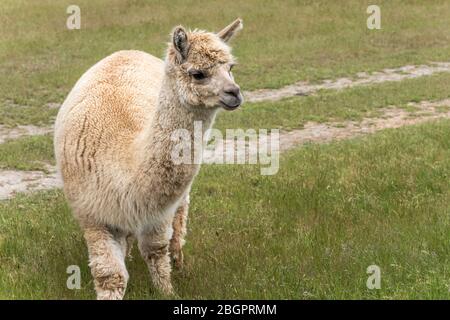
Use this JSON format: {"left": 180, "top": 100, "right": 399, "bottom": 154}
{"left": 0, "top": 125, "right": 53, "bottom": 144}
{"left": 203, "top": 100, "right": 450, "bottom": 162}
{"left": 244, "top": 62, "right": 450, "bottom": 103}
{"left": 0, "top": 165, "right": 60, "bottom": 200}
{"left": 1, "top": 99, "right": 448, "bottom": 199}
{"left": 277, "top": 100, "right": 450, "bottom": 151}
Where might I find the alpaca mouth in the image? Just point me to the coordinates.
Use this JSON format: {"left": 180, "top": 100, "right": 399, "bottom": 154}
{"left": 219, "top": 99, "right": 241, "bottom": 111}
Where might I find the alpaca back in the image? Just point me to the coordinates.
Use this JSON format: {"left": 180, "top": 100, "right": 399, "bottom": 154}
{"left": 54, "top": 50, "right": 164, "bottom": 227}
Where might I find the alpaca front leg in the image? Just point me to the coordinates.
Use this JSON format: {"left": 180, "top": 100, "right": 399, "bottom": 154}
{"left": 170, "top": 196, "right": 189, "bottom": 269}
{"left": 83, "top": 225, "right": 129, "bottom": 300}
{"left": 138, "top": 225, "right": 174, "bottom": 295}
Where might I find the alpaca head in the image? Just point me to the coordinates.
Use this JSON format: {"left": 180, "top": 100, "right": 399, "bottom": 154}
{"left": 166, "top": 19, "right": 244, "bottom": 111}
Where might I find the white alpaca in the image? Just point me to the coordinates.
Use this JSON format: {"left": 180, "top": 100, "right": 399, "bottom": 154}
{"left": 54, "top": 19, "right": 243, "bottom": 299}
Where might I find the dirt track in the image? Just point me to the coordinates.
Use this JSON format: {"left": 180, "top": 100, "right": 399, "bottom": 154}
{"left": 2, "top": 63, "right": 450, "bottom": 199}
{"left": 244, "top": 62, "right": 450, "bottom": 103}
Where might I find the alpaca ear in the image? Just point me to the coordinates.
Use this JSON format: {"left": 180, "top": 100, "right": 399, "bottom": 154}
{"left": 217, "top": 18, "right": 243, "bottom": 43}
{"left": 172, "top": 26, "right": 189, "bottom": 63}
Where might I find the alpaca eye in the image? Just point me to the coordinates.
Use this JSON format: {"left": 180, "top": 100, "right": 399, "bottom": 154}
{"left": 190, "top": 70, "right": 206, "bottom": 80}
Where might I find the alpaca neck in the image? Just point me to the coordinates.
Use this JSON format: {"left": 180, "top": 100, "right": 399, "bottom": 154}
{"left": 138, "top": 75, "right": 217, "bottom": 180}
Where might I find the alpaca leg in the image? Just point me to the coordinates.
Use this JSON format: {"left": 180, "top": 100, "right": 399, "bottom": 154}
{"left": 125, "top": 234, "right": 135, "bottom": 260}
{"left": 137, "top": 224, "right": 174, "bottom": 295}
{"left": 170, "top": 196, "right": 189, "bottom": 269}
{"left": 83, "top": 225, "right": 129, "bottom": 300}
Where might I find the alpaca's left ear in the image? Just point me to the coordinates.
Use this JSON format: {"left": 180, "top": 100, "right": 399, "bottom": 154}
{"left": 217, "top": 18, "right": 243, "bottom": 43}
{"left": 172, "top": 26, "right": 190, "bottom": 63}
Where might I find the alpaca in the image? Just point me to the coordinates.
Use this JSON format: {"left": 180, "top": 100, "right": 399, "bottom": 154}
{"left": 54, "top": 19, "right": 243, "bottom": 299}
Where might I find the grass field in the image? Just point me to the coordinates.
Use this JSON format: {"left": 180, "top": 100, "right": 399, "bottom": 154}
{"left": 0, "top": 121, "right": 449, "bottom": 299}
{"left": 0, "top": 135, "right": 54, "bottom": 171}
{"left": 0, "top": 1, "right": 449, "bottom": 300}
{"left": 3, "top": 0, "right": 450, "bottom": 125}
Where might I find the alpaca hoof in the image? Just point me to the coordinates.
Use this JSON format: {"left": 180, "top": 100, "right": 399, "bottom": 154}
{"left": 164, "top": 287, "right": 175, "bottom": 297}
{"left": 96, "top": 288, "right": 126, "bottom": 300}
{"left": 93, "top": 272, "right": 127, "bottom": 300}
{"left": 158, "top": 282, "right": 175, "bottom": 296}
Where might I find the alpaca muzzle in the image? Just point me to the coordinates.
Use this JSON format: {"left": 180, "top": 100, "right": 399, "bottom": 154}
{"left": 220, "top": 86, "right": 243, "bottom": 110}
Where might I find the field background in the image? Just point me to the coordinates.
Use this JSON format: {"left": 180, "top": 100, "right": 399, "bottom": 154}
{"left": 0, "top": 0, "right": 449, "bottom": 299}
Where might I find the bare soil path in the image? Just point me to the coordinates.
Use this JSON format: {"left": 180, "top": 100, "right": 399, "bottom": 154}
{"left": 0, "top": 125, "right": 53, "bottom": 144}
{"left": 2, "top": 63, "right": 450, "bottom": 199}
{"left": 244, "top": 62, "right": 450, "bottom": 103}
{"left": 0, "top": 166, "right": 60, "bottom": 200}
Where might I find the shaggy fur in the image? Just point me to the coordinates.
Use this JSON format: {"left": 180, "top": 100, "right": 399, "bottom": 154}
{"left": 54, "top": 19, "right": 243, "bottom": 299}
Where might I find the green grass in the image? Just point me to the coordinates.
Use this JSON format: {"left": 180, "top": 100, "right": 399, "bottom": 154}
{"left": 3, "top": 0, "right": 450, "bottom": 125}
{"left": 0, "top": 100, "right": 58, "bottom": 127}
{"left": 0, "top": 135, "right": 54, "bottom": 171}
{"left": 1, "top": 120, "right": 448, "bottom": 299}
{"left": 1, "top": 0, "right": 450, "bottom": 301}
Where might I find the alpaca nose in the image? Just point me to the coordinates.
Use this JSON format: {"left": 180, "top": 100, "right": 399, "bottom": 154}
{"left": 224, "top": 85, "right": 241, "bottom": 98}
{"left": 220, "top": 84, "right": 243, "bottom": 110}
